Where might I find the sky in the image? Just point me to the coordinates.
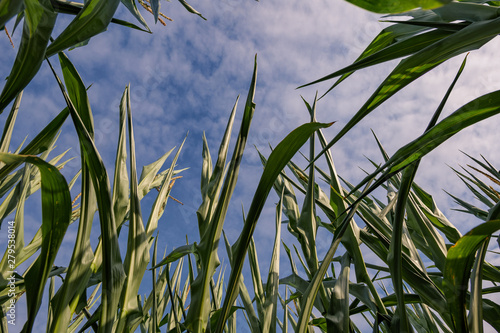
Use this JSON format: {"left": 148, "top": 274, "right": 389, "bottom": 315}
{"left": 1, "top": 0, "right": 500, "bottom": 332}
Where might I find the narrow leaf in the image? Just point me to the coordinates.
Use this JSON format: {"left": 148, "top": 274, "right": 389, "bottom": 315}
{"left": 0, "top": 0, "right": 56, "bottom": 113}
{"left": 216, "top": 120, "right": 333, "bottom": 331}
{"left": 344, "top": 0, "right": 450, "bottom": 13}
{"left": 0, "top": 154, "right": 72, "bottom": 333}
{"left": 444, "top": 219, "right": 500, "bottom": 332}
{"left": 46, "top": 0, "right": 121, "bottom": 57}
{"left": 313, "top": 16, "right": 500, "bottom": 161}
{"left": 47, "top": 59, "right": 125, "bottom": 333}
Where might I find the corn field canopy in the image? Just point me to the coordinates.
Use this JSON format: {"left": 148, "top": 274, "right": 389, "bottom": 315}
{"left": 1, "top": 0, "right": 500, "bottom": 332}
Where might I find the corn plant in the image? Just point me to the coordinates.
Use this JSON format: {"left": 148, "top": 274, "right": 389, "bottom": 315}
{"left": 0, "top": 50, "right": 190, "bottom": 332}
{"left": 2, "top": 0, "right": 500, "bottom": 332}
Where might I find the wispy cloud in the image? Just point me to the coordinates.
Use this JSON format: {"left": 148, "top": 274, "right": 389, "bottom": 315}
{"left": 2, "top": 0, "right": 500, "bottom": 330}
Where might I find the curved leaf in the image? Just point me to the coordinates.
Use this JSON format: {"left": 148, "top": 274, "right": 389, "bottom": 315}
{"left": 0, "top": 0, "right": 56, "bottom": 113}
{"left": 47, "top": 59, "right": 125, "bottom": 332}
{"left": 46, "top": 0, "right": 121, "bottom": 57}
{"left": 444, "top": 219, "right": 500, "bottom": 332}
{"left": 345, "top": 0, "right": 450, "bottom": 14}
{"left": 186, "top": 56, "right": 257, "bottom": 333}
{"left": 120, "top": 0, "right": 151, "bottom": 30}
{"left": 0, "top": 153, "right": 72, "bottom": 333}
{"left": 313, "top": 15, "right": 500, "bottom": 161}
{"left": 215, "top": 120, "right": 333, "bottom": 331}
{"left": 348, "top": 88, "right": 500, "bottom": 202}
{"left": 49, "top": 52, "right": 97, "bottom": 332}
{"left": 177, "top": 0, "right": 206, "bottom": 20}
{"left": 299, "top": 29, "right": 453, "bottom": 93}
{"left": 0, "top": 0, "right": 23, "bottom": 29}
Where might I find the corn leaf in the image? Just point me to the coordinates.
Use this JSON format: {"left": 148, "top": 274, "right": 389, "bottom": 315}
{"left": 468, "top": 241, "right": 488, "bottom": 333}
{"left": 0, "top": 165, "right": 30, "bottom": 284}
{"left": 46, "top": 0, "right": 121, "bottom": 57}
{"left": 48, "top": 52, "right": 97, "bottom": 332}
{"left": 176, "top": 0, "right": 206, "bottom": 20}
{"left": 327, "top": 253, "right": 351, "bottom": 332}
{"left": 387, "top": 54, "right": 465, "bottom": 332}
{"left": 144, "top": 138, "right": 186, "bottom": 238}
{"left": 216, "top": 119, "right": 334, "bottom": 331}
{"left": 222, "top": 230, "right": 262, "bottom": 332}
{"left": 347, "top": 86, "right": 500, "bottom": 205}
{"left": 321, "top": 10, "right": 442, "bottom": 94}
{"left": 344, "top": 0, "right": 450, "bottom": 13}
{"left": 112, "top": 85, "right": 130, "bottom": 230}
{"left": 0, "top": 92, "right": 22, "bottom": 167}
{"left": 150, "top": 0, "right": 160, "bottom": 23}
{"left": 261, "top": 191, "right": 283, "bottom": 333}
{"left": 300, "top": 29, "right": 453, "bottom": 94}
{"left": 295, "top": 184, "right": 365, "bottom": 333}
{"left": 313, "top": 16, "right": 500, "bottom": 162}
{"left": 0, "top": 153, "right": 72, "bottom": 333}
{"left": 186, "top": 57, "right": 257, "bottom": 333}
{"left": 0, "top": 106, "right": 69, "bottom": 181}
{"left": 0, "top": 0, "right": 23, "bottom": 29}
{"left": 117, "top": 85, "right": 151, "bottom": 331}
{"left": 433, "top": 2, "right": 500, "bottom": 22}
{"left": 0, "top": 0, "right": 56, "bottom": 113}
{"left": 444, "top": 218, "right": 500, "bottom": 332}
{"left": 120, "top": 0, "right": 151, "bottom": 30}
{"left": 47, "top": 59, "right": 125, "bottom": 332}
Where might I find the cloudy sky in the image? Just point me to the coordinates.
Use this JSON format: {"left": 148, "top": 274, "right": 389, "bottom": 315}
{"left": 2, "top": 0, "right": 500, "bottom": 331}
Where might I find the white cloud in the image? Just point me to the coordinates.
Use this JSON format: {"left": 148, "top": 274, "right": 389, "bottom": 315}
{"left": 3, "top": 0, "right": 500, "bottom": 331}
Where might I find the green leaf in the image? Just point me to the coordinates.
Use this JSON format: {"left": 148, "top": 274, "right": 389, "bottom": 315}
{"left": 433, "top": 2, "right": 500, "bottom": 22}
{"left": 0, "top": 0, "right": 23, "bottom": 29}
{"left": 112, "top": 85, "right": 130, "bottom": 230}
{"left": 344, "top": 0, "right": 450, "bottom": 13}
{"left": 120, "top": 0, "right": 151, "bottom": 30}
{"left": 0, "top": 154, "right": 72, "bottom": 333}
{"left": 48, "top": 52, "right": 97, "bottom": 332}
{"left": 327, "top": 253, "right": 351, "bottom": 332}
{"left": 222, "top": 231, "right": 262, "bottom": 333}
{"left": 295, "top": 182, "right": 368, "bottom": 333}
{"left": 144, "top": 139, "right": 186, "bottom": 238}
{"left": 216, "top": 119, "right": 334, "bottom": 330}
{"left": 387, "top": 55, "right": 466, "bottom": 332}
{"left": 348, "top": 87, "right": 500, "bottom": 203}
{"left": 186, "top": 56, "right": 257, "bottom": 333}
{"left": 47, "top": 58, "right": 125, "bottom": 333}
{"left": 177, "top": 0, "right": 206, "bottom": 20}
{"left": 314, "top": 13, "right": 439, "bottom": 94}
{"left": 116, "top": 85, "right": 151, "bottom": 331}
{"left": 197, "top": 96, "right": 237, "bottom": 236}
{"left": 468, "top": 241, "right": 488, "bottom": 333}
{"left": 46, "top": 0, "right": 121, "bottom": 57}
{"left": 304, "top": 100, "right": 388, "bottom": 318}
{"left": 154, "top": 244, "right": 198, "bottom": 268}
{"left": 261, "top": 191, "right": 283, "bottom": 333}
{"left": 313, "top": 15, "right": 500, "bottom": 162}
{"left": 299, "top": 29, "right": 453, "bottom": 94}
{"left": 0, "top": 165, "right": 30, "bottom": 282}
{"left": 0, "top": 0, "right": 56, "bottom": 113}
{"left": 444, "top": 219, "right": 500, "bottom": 332}
{"left": 150, "top": 0, "right": 160, "bottom": 23}
{"left": 0, "top": 92, "right": 22, "bottom": 168}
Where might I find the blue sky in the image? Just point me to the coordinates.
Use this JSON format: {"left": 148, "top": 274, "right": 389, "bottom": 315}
{"left": 2, "top": 0, "right": 500, "bottom": 331}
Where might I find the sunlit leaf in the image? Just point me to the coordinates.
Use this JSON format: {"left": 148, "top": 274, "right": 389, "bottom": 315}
{"left": 344, "top": 0, "right": 450, "bottom": 14}
{"left": 46, "top": 0, "right": 121, "bottom": 57}
{"left": 0, "top": 153, "right": 72, "bottom": 333}
{"left": 0, "top": 0, "right": 56, "bottom": 113}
